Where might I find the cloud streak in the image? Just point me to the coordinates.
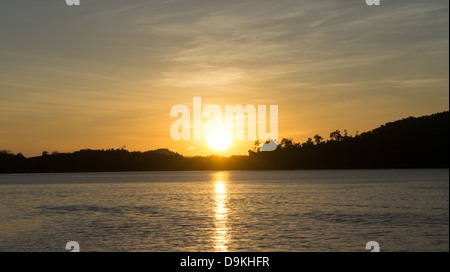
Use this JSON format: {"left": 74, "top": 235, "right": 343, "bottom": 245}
{"left": 0, "top": 0, "right": 448, "bottom": 156}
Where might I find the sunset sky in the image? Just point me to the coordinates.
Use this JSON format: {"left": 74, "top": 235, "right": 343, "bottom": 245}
{"left": 0, "top": 0, "right": 448, "bottom": 157}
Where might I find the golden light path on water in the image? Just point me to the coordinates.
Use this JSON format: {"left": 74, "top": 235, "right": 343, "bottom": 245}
{"left": 212, "top": 171, "right": 230, "bottom": 252}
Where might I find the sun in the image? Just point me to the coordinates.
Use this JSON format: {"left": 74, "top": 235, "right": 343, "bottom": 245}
{"left": 205, "top": 127, "right": 233, "bottom": 152}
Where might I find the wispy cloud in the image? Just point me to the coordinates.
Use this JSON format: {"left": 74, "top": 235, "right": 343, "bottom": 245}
{"left": 0, "top": 0, "right": 448, "bottom": 155}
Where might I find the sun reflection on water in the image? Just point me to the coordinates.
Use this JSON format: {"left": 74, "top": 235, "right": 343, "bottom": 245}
{"left": 213, "top": 171, "right": 230, "bottom": 252}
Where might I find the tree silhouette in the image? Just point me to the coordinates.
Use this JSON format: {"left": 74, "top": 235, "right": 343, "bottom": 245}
{"left": 0, "top": 111, "right": 448, "bottom": 173}
{"left": 313, "top": 134, "right": 323, "bottom": 145}
{"left": 281, "top": 138, "right": 293, "bottom": 148}
{"left": 329, "top": 130, "right": 342, "bottom": 142}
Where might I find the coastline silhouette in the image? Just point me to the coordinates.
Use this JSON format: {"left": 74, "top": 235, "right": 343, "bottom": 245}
{"left": 1, "top": 111, "right": 448, "bottom": 173}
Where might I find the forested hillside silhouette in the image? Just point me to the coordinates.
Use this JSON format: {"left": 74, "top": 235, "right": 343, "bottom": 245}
{"left": 1, "top": 111, "right": 448, "bottom": 173}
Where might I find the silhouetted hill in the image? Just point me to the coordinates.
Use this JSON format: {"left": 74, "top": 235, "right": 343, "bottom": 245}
{"left": 0, "top": 111, "right": 448, "bottom": 173}
{"left": 247, "top": 111, "right": 449, "bottom": 169}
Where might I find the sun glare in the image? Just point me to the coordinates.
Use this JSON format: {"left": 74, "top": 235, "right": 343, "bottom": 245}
{"left": 205, "top": 127, "right": 233, "bottom": 152}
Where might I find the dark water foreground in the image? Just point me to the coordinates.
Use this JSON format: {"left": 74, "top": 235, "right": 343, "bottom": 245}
{"left": 0, "top": 169, "right": 448, "bottom": 252}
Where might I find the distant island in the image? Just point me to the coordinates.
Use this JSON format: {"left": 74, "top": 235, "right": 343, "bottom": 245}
{"left": 1, "top": 111, "right": 448, "bottom": 173}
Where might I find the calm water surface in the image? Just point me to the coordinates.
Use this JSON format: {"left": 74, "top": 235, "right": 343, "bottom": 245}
{"left": 0, "top": 169, "right": 448, "bottom": 252}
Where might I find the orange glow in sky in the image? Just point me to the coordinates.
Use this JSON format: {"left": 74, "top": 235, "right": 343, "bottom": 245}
{"left": 0, "top": 1, "right": 448, "bottom": 157}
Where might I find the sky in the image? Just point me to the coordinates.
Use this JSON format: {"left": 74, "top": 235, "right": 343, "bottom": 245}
{"left": 0, "top": 0, "right": 448, "bottom": 157}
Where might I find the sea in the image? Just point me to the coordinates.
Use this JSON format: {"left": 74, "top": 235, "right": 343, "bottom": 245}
{"left": 0, "top": 169, "right": 448, "bottom": 252}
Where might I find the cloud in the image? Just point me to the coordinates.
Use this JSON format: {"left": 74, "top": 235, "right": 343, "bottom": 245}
{"left": 0, "top": 0, "right": 448, "bottom": 156}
